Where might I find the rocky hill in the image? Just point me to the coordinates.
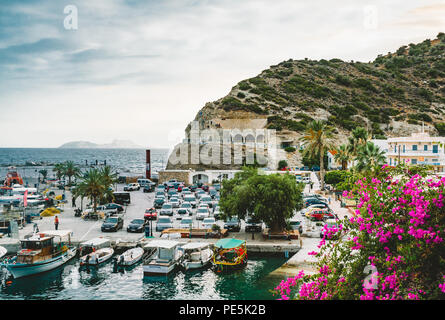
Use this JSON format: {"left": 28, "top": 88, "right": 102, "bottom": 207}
{"left": 168, "top": 34, "right": 445, "bottom": 170}
{"left": 59, "top": 139, "right": 143, "bottom": 149}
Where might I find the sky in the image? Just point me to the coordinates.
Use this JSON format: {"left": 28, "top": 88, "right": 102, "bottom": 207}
{"left": 0, "top": 0, "right": 444, "bottom": 148}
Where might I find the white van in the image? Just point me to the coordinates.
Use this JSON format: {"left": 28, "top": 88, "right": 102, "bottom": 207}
{"left": 137, "top": 179, "right": 155, "bottom": 187}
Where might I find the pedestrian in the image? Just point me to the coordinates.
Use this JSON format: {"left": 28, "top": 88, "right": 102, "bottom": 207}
{"left": 328, "top": 197, "right": 331, "bottom": 204}
{"left": 310, "top": 182, "right": 313, "bottom": 190}
{"left": 54, "top": 215, "right": 59, "bottom": 230}
{"left": 72, "top": 196, "right": 76, "bottom": 208}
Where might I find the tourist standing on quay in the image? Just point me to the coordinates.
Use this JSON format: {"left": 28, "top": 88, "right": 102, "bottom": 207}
{"left": 54, "top": 216, "right": 59, "bottom": 230}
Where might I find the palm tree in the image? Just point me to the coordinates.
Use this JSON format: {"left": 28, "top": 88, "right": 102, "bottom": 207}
{"left": 355, "top": 141, "right": 386, "bottom": 172}
{"left": 99, "top": 166, "right": 118, "bottom": 203}
{"left": 348, "top": 127, "right": 371, "bottom": 156}
{"left": 64, "top": 161, "right": 81, "bottom": 186}
{"left": 334, "top": 144, "right": 352, "bottom": 170}
{"left": 38, "top": 169, "right": 48, "bottom": 183}
{"left": 75, "top": 169, "right": 106, "bottom": 212}
{"left": 53, "top": 163, "right": 66, "bottom": 181}
{"left": 300, "top": 120, "right": 335, "bottom": 191}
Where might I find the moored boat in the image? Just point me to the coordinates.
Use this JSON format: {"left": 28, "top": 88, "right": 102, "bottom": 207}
{"left": 0, "top": 230, "right": 77, "bottom": 279}
{"left": 211, "top": 238, "right": 247, "bottom": 273}
{"left": 79, "top": 247, "right": 114, "bottom": 266}
{"left": 178, "top": 242, "right": 213, "bottom": 271}
{"left": 142, "top": 240, "right": 183, "bottom": 276}
{"left": 114, "top": 247, "right": 145, "bottom": 267}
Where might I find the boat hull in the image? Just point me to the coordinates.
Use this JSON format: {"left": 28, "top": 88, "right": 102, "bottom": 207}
{"left": 79, "top": 248, "right": 114, "bottom": 266}
{"left": 143, "top": 263, "right": 176, "bottom": 276}
{"left": 4, "top": 248, "right": 77, "bottom": 279}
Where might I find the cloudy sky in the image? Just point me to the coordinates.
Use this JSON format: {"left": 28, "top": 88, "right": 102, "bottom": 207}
{"left": 1, "top": 0, "right": 444, "bottom": 148}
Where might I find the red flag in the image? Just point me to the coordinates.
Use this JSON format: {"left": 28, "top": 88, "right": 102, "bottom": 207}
{"left": 24, "top": 189, "right": 28, "bottom": 207}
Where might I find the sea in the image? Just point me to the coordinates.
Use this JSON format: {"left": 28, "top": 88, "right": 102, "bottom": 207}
{"left": 0, "top": 148, "right": 170, "bottom": 181}
{"left": 0, "top": 255, "right": 287, "bottom": 300}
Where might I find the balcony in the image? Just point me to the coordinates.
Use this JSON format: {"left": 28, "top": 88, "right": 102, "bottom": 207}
{"left": 387, "top": 150, "right": 444, "bottom": 157}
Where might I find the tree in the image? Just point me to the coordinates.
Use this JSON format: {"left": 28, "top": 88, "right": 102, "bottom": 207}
{"left": 75, "top": 169, "right": 107, "bottom": 212}
{"left": 64, "top": 161, "right": 81, "bottom": 186}
{"left": 278, "top": 160, "right": 288, "bottom": 170}
{"left": 38, "top": 169, "right": 48, "bottom": 183}
{"left": 220, "top": 167, "right": 303, "bottom": 233}
{"left": 274, "top": 164, "right": 445, "bottom": 300}
{"left": 53, "top": 163, "right": 66, "bottom": 181}
{"left": 347, "top": 127, "right": 371, "bottom": 157}
{"left": 300, "top": 121, "right": 335, "bottom": 190}
{"left": 355, "top": 141, "right": 386, "bottom": 172}
{"left": 334, "top": 144, "right": 352, "bottom": 170}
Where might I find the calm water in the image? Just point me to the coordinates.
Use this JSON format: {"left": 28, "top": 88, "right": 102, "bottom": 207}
{"left": 0, "top": 148, "right": 170, "bottom": 179}
{"left": 0, "top": 255, "right": 286, "bottom": 300}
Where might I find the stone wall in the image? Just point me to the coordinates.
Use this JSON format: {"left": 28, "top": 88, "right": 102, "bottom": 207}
{"left": 158, "top": 170, "right": 191, "bottom": 185}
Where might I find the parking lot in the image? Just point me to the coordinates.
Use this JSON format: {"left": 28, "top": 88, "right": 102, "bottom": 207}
{"left": 20, "top": 183, "right": 271, "bottom": 243}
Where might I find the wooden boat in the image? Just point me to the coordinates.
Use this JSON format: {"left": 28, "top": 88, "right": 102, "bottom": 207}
{"left": 142, "top": 240, "right": 183, "bottom": 276}
{"left": 3, "top": 167, "right": 24, "bottom": 187}
{"left": 79, "top": 247, "right": 114, "bottom": 266}
{"left": 178, "top": 242, "right": 213, "bottom": 271}
{"left": 114, "top": 247, "right": 144, "bottom": 267}
{"left": 0, "top": 230, "right": 77, "bottom": 278}
{"left": 78, "top": 237, "right": 111, "bottom": 257}
{"left": 212, "top": 238, "right": 247, "bottom": 273}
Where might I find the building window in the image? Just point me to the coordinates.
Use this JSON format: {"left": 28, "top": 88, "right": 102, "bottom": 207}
{"left": 411, "top": 159, "right": 417, "bottom": 165}
{"left": 424, "top": 145, "right": 428, "bottom": 151}
{"left": 403, "top": 145, "right": 405, "bottom": 153}
{"left": 412, "top": 145, "right": 418, "bottom": 151}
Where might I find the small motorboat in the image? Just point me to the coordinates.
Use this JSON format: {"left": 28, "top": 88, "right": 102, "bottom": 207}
{"left": 114, "top": 247, "right": 144, "bottom": 267}
{"left": 142, "top": 240, "right": 183, "bottom": 276}
{"left": 178, "top": 242, "right": 213, "bottom": 271}
{"left": 79, "top": 247, "right": 114, "bottom": 266}
{"left": 0, "top": 246, "right": 7, "bottom": 259}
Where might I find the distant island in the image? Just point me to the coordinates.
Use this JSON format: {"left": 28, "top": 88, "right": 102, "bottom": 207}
{"left": 59, "top": 139, "right": 144, "bottom": 149}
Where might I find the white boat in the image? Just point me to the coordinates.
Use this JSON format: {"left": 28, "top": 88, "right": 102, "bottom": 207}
{"left": 115, "top": 247, "right": 145, "bottom": 267}
{"left": 0, "top": 230, "right": 77, "bottom": 279}
{"left": 0, "top": 246, "right": 7, "bottom": 259}
{"left": 142, "top": 240, "right": 183, "bottom": 276}
{"left": 79, "top": 247, "right": 114, "bottom": 266}
{"left": 178, "top": 242, "right": 213, "bottom": 271}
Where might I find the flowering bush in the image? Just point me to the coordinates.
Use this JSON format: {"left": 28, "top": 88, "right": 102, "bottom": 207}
{"left": 274, "top": 165, "right": 445, "bottom": 300}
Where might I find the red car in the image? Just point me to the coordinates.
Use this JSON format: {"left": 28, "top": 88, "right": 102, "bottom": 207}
{"left": 144, "top": 208, "right": 157, "bottom": 221}
{"left": 177, "top": 184, "right": 184, "bottom": 192}
{"left": 201, "top": 185, "right": 209, "bottom": 192}
{"left": 309, "top": 210, "right": 326, "bottom": 221}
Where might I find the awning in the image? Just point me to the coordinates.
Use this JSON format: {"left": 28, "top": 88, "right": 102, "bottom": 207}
{"left": 214, "top": 238, "right": 245, "bottom": 249}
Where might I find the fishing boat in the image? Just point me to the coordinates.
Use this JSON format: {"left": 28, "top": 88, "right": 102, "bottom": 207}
{"left": 79, "top": 247, "right": 114, "bottom": 266}
{"left": 142, "top": 240, "right": 183, "bottom": 276}
{"left": 114, "top": 247, "right": 145, "bottom": 267}
{"left": 0, "top": 230, "right": 77, "bottom": 278}
{"left": 178, "top": 242, "right": 213, "bottom": 271}
{"left": 211, "top": 238, "right": 247, "bottom": 273}
{"left": 3, "top": 167, "right": 24, "bottom": 187}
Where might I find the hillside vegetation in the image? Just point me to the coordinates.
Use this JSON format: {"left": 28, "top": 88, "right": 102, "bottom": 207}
{"left": 195, "top": 33, "right": 445, "bottom": 138}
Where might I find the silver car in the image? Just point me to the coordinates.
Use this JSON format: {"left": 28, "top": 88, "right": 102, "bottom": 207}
{"left": 160, "top": 203, "right": 174, "bottom": 216}
{"left": 156, "top": 217, "right": 173, "bottom": 232}
{"left": 170, "top": 197, "right": 180, "bottom": 208}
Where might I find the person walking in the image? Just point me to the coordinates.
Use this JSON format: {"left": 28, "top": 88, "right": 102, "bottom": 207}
{"left": 54, "top": 215, "right": 59, "bottom": 230}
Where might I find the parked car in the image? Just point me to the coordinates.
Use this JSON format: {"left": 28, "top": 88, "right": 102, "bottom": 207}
{"left": 178, "top": 203, "right": 193, "bottom": 216}
{"left": 209, "top": 188, "right": 218, "bottom": 199}
{"left": 113, "top": 192, "right": 130, "bottom": 205}
{"left": 183, "top": 195, "right": 197, "bottom": 208}
{"left": 300, "top": 166, "right": 310, "bottom": 171}
{"left": 245, "top": 217, "right": 263, "bottom": 233}
{"left": 200, "top": 196, "right": 213, "bottom": 208}
{"left": 224, "top": 216, "right": 241, "bottom": 232}
{"left": 101, "top": 216, "right": 124, "bottom": 232}
{"left": 213, "top": 184, "right": 221, "bottom": 191}
{"left": 213, "top": 205, "right": 223, "bottom": 220}
{"left": 167, "top": 189, "right": 178, "bottom": 199}
{"left": 124, "top": 183, "right": 140, "bottom": 191}
{"left": 202, "top": 217, "right": 216, "bottom": 229}
{"left": 154, "top": 197, "right": 165, "bottom": 209}
{"left": 304, "top": 197, "right": 327, "bottom": 208}
{"left": 180, "top": 217, "right": 193, "bottom": 229}
{"left": 137, "top": 178, "right": 156, "bottom": 188}
{"left": 160, "top": 203, "right": 174, "bottom": 216}
{"left": 306, "top": 209, "right": 329, "bottom": 221}
{"left": 100, "top": 203, "right": 124, "bottom": 212}
{"left": 289, "top": 218, "right": 304, "bottom": 234}
{"left": 95, "top": 205, "right": 118, "bottom": 215}
{"left": 144, "top": 208, "right": 157, "bottom": 221}
{"left": 156, "top": 217, "right": 173, "bottom": 232}
{"left": 143, "top": 184, "right": 155, "bottom": 193}
{"left": 170, "top": 197, "right": 180, "bottom": 208}
{"left": 196, "top": 207, "right": 210, "bottom": 220}
{"left": 320, "top": 218, "right": 340, "bottom": 239}
{"left": 201, "top": 185, "right": 209, "bottom": 192}
{"left": 127, "top": 219, "right": 145, "bottom": 233}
